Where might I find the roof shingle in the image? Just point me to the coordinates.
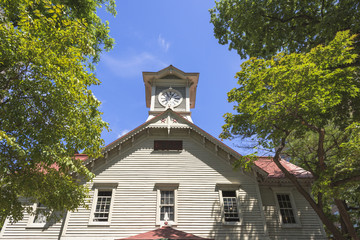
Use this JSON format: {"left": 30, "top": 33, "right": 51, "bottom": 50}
{"left": 255, "top": 157, "right": 313, "bottom": 178}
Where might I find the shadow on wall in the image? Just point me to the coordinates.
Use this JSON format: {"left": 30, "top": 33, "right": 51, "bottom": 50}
{"left": 208, "top": 186, "right": 265, "bottom": 240}
{"left": 41, "top": 211, "right": 63, "bottom": 230}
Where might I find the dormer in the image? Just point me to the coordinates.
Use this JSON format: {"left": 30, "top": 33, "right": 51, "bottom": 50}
{"left": 143, "top": 65, "right": 199, "bottom": 122}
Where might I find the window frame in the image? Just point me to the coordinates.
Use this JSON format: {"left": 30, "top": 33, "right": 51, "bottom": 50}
{"left": 26, "top": 203, "right": 48, "bottom": 228}
{"left": 272, "top": 188, "right": 301, "bottom": 228}
{"left": 216, "top": 183, "right": 242, "bottom": 225}
{"left": 88, "top": 182, "right": 118, "bottom": 226}
{"left": 155, "top": 183, "right": 179, "bottom": 226}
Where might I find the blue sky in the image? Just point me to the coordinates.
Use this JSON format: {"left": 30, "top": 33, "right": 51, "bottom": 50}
{"left": 93, "top": 1, "right": 249, "bottom": 154}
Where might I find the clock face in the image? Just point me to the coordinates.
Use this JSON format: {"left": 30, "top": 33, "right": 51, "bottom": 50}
{"left": 158, "top": 88, "right": 183, "bottom": 108}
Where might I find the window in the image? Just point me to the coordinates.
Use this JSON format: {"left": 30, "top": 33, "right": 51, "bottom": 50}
{"left": 33, "top": 203, "right": 47, "bottom": 224}
{"left": 217, "top": 183, "right": 242, "bottom": 225}
{"left": 160, "top": 191, "right": 175, "bottom": 221}
{"left": 27, "top": 203, "right": 48, "bottom": 228}
{"left": 154, "top": 140, "right": 182, "bottom": 151}
{"left": 222, "top": 191, "right": 240, "bottom": 222}
{"left": 155, "top": 183, "right": 179, "bottom": 225}
{"left": 276, "top": 194, "right": 296, "bottom": 224}
{"left": 272, "top": 188, "right": 301, "bottom": 227}
{"left": 89, "top": 182, "right": 117, "bottom": 225}
{"left": 94, "top": 190, "right": 112, "bottom": 222}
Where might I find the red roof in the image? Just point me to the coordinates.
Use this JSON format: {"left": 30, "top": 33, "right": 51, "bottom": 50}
{"left": 254, "top": 157, "right": 312, "bottom": 178}
{"left": 74, "top": 153, "right": 89, "bottom": 161}
{"left": 37, "top": 154, "right": 88, "bottom": 173}
{"left": 116, "top": 226, "right": 214, "bottom": 240}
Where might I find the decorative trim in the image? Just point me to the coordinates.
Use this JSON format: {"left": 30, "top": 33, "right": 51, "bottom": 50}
{"left": 254, "top": 183, "right": 270, "bottom": 238}
{"left": 154, "top": 183, "right": 179, "bottom": 190}
{"left": 92, "top": 181, "right": 119, "bottom": 188}
{"left": 215, "top": 183, "right": 241, "bottom": 191}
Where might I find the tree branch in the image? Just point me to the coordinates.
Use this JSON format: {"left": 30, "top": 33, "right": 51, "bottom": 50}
{"left": 290, "top": 111, "right": 320, "bottom": 133}
{"left": 332, "top": 175, "right": 360, "bottom": 187}
{"left": 320, "top": 0, "right": 325, "bottom": 19}
{"left": 326, "top": 60, "right": 360, "bottom": 71}
{"left": 262, "top": 14, "right": 319, "bottom": 24}
{"left": 318, "top": 128, "right": 326, "bottom": 171}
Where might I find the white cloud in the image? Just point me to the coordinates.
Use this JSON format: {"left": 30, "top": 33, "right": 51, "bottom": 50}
{"left": 117, "top": 129, "right": 130, "bottom": 138}
{"left": 158, "top": 34, "right": 170, "bottom": 52}
{"left": 102, "top": 52, "right": 168, "bottom": 78}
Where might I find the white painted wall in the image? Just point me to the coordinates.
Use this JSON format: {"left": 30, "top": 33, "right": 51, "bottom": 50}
{"left": 260, "top": 186, "right": 326, "bottom": 240}
{"left": 1, "top": 129, "right": 326, "bottom": 240}
{"left": 62, "top": 135, "right": 266, "bottom": 240}
{"left": 0, "top": 209, "right": 64, "bottom": 239}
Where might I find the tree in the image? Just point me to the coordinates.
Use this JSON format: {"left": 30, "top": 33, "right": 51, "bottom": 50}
{"left": 210, "top": 0, "right": 360, "bottom": 59}
{"left": 220, "top": 31, "right": 360, "bottom": 239}
{"left": 283, "top": 124, "right": 360, "bottom": 238}
{"left": 0, "top": 0, "right": 115, "bottom": 223}
{"left": 1, "top": 0, "right": 116, "bottom": 63}
{"left": 211, "top": 0, "right": 360, "bottom": 238}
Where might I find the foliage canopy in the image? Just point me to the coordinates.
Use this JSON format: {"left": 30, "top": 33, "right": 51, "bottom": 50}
{"left": 210, "top": 0, "right": 360, "bottom": 59}
{"left": 0, "top": 0, "right": 115, "bottom": 222}
{"left": 221, "top": 31, "right": 360, "bottom": 239}
{"left": 211, "top": 0, "right": 360, "bottom": 238}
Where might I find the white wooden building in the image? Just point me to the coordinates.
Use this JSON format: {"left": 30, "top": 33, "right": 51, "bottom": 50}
{"left": 1, "top": 66, "right": 326, "bottom": 240}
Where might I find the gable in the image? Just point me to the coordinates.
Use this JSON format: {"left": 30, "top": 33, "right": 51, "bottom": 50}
{"left": 85, "top": 110, "right": 246, "bottom": 176}
{"left": 85, "top": 109, "right": 312, "bottom": 184}
{"left": 89, "top": 127, "right": 253, "bottom": 186}
{"left": 92, "top": 132, "right": 252, "bottom": 184}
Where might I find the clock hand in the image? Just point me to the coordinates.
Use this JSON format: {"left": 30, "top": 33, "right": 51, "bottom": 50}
{"left": 165, "top": 92, "right": 171, "bottom": 101}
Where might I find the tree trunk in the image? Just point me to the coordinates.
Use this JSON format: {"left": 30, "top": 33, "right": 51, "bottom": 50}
{"left": 339, "top": 215, "right": 347, "bottom": 236}
{"left": 335, "top": 199, "right": 359, "bottom": 240}
{"left": 272, "top": 137, "right": 346, "bottom": 240}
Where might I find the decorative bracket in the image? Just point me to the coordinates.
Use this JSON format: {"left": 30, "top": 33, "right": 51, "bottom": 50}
{"left": 167, "top": 114, "right": 171, "bottom": 135}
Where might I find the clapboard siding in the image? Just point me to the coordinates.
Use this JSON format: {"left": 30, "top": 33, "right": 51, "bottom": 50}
{"left": 0, "top": 212, "right": 64, "bottom": 239}
{"left": 259, "top": 186, "right": 326, "bottom": 240}
{"left": 1, "top": 128, "right": 325, "bottom": 240}
{"left": 60, "top": 135, "right": 267, "bottom": 240}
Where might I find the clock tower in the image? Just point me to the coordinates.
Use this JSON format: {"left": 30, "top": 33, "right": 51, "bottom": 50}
{"left": 143, "top": 65, "right": 199, "bottom": 122}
